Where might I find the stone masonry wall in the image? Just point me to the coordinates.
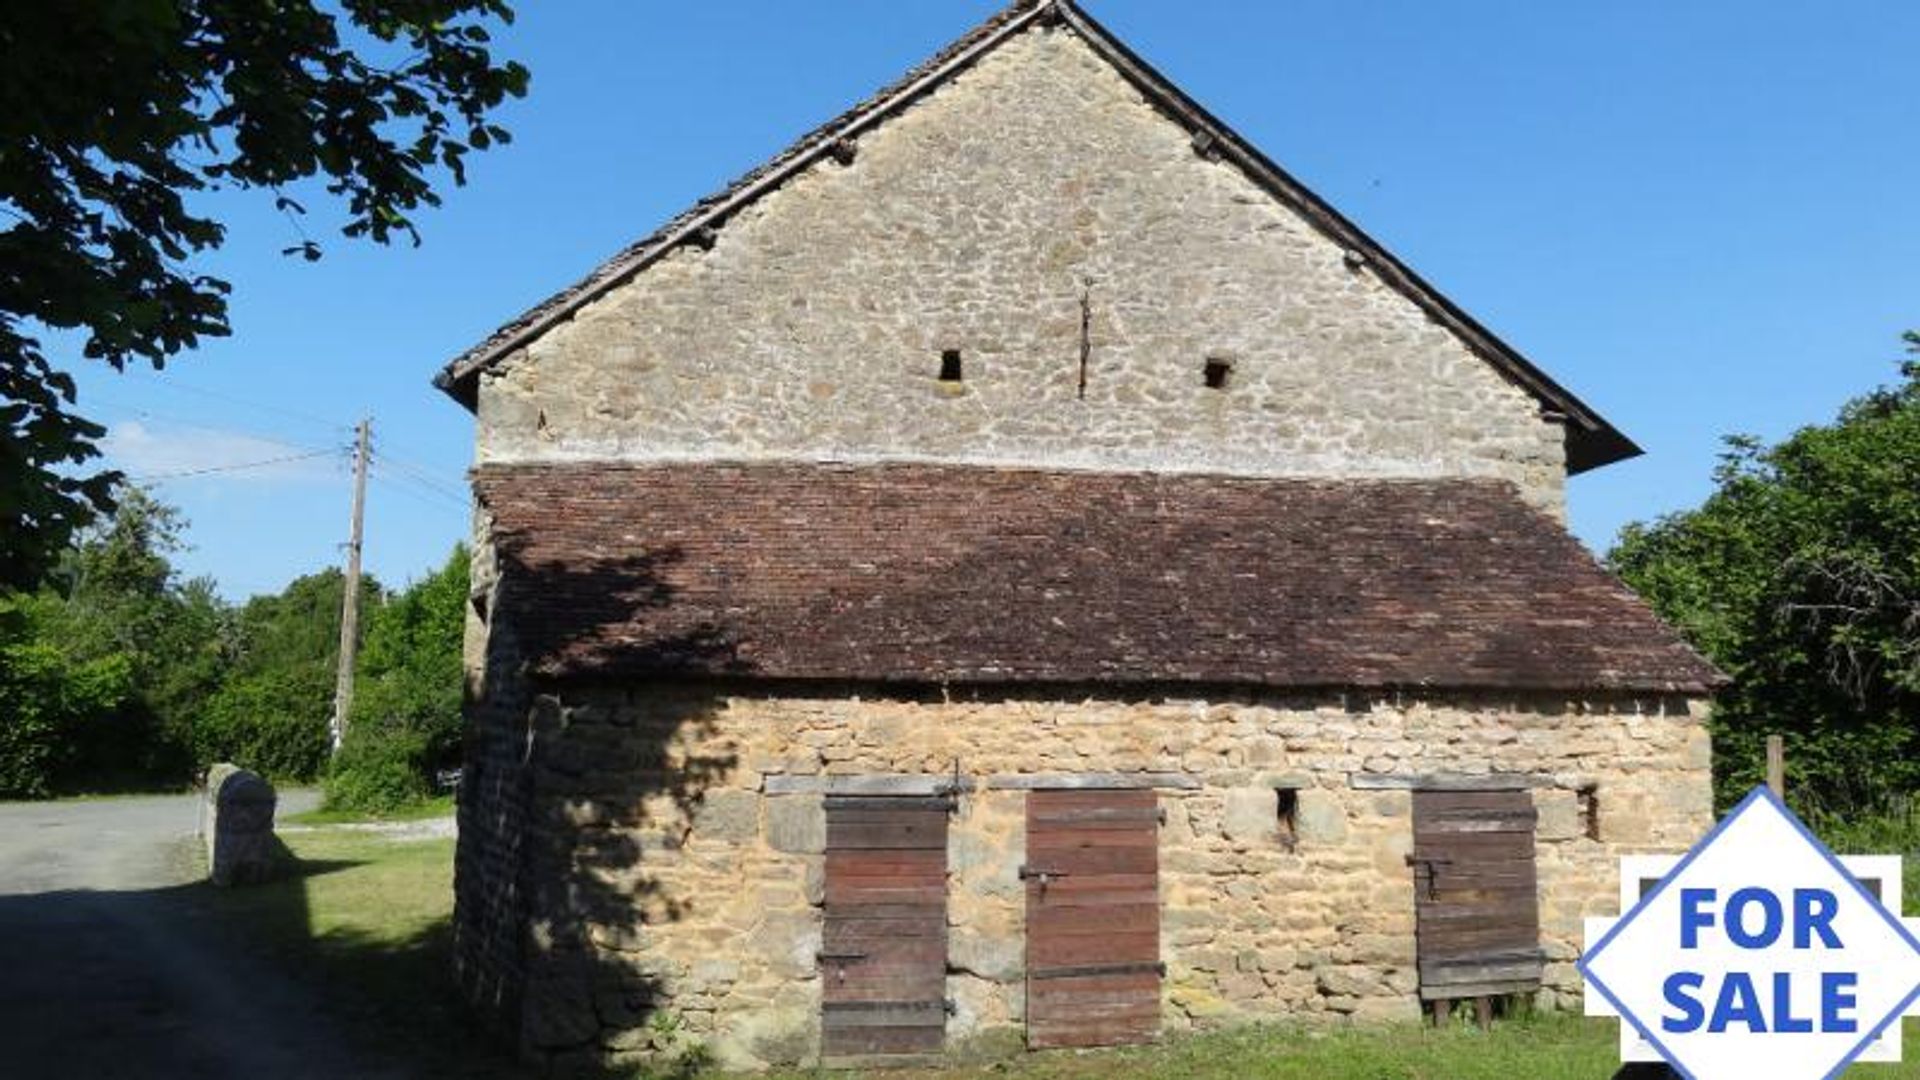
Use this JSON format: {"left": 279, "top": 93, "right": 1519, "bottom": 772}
{"left": 451, "top": 517, "right": 539, "bottom": 1031}
{"left": 508, "top": 684, "right": 1711, "bottom": 1072}
{"left": 473, "top": 27, "right": 1568, "bottom": 515}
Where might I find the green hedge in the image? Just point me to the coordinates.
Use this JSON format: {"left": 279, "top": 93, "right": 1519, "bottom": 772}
{"left": 322, "top": 728, "right": 433, "bottom": 815}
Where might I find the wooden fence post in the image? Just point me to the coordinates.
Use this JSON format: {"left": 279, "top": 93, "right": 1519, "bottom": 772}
{"left": 1766, "top": 735, "right": 1785, "bottom": 798}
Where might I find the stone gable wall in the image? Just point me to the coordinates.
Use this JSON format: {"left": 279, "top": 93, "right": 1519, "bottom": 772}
{"left": 502, "top": 684, "right": 1710, "bottom": 1072}
{"left": 474, "top": 27, "right": 1566, "bottom": 515}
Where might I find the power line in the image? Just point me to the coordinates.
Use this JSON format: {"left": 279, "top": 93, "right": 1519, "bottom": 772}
{"left": 368, "top": 444, "right": 468, "bottom": 498}
{"left": 376, "top": 462, "right": 468, "bottom": 506}
{"left": 118, "top": 372, "right": 350, "bottom": 434}
{"left": 129, "top": 448, "right": 340, "bottom": 481}
{"left": 84, "top": 395, "right": 331, "bottom": 456}
{"left": 372, "top": 482, "right": 469, "bottom": 518}
{"left": 369, "top": 464, "right": 469, "bottom": 514}
{"left": 362, "top": 424, "right": 469, "bottom": 475}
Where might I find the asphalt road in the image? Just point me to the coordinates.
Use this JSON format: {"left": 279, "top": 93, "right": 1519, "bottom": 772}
{"left": 0, "top": 790, "right": 413, "bottom": 1080}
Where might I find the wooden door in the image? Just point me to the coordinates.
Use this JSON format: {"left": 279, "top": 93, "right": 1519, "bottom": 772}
{"left": 820, "top": 795, "right": 949, "bottom": 1059}
{"left": 1024, "top": 789, "right": 1162, "bottom": 1049}
{"left": 1409, "top": 789, "right": 1544, "bottom": 1003}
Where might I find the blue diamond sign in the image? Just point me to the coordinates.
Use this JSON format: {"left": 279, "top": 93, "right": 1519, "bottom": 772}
{"left": 1580, "top": 786, "right": 1920, "bottom": 1079}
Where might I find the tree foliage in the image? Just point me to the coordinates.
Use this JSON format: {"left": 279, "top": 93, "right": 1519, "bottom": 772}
{"left": 326, "top": 544, "right": 468, "bottom": 812}
{"left": 351, "top": 543, "right": 467, "bottom": 761}
{"left": 0, "top": 488, "right": 231, "bottom": 791}
{"left": 0, "top": 0, "right": 526, "bottom": 587}
{"left": 0, "top": 486, "right": 478, "bottom": 798}
{"left": 196, "top": 567, "right": 381, "bottom": 781}
{"left": 48, "top": 488, "right": 229, "bottom": 779}
{"left": 0, "top": 594, "right": 132, "bottom": 798}
{"left": 1610, "top": 338, "right": 1920, "bottom": 815}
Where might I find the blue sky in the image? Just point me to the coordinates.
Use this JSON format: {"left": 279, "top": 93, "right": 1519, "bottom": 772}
{"left": 57, "top": 1, "right": 1920, "bottom": 599}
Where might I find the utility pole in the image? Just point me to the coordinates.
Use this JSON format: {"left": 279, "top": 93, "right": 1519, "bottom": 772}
{"left": 330, "top": 418, "right": 371, "bottom": 755}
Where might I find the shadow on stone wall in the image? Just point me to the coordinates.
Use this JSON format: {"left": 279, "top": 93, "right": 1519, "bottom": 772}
{"left": 473, "top": 549, "right": 744, "bottom": 1076}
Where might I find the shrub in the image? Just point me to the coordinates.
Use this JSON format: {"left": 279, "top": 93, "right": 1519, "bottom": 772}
{"left": 0, "top": 597, "right": 132, "bottom": 798}
{"left": 323, "top": 727, "right": 432, "bottom": 815}
{"left": 194, "top": 670, "right": 333, "bottom": 782}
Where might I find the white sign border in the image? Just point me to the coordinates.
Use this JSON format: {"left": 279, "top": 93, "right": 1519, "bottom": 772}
{"left": 1577, "top": 785, "right": 1920, "bottom": 1080}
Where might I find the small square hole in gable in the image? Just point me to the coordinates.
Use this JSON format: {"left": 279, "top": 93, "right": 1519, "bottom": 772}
{"left": 939, "top": 350, "right": 964, "bottom": 382}
{"left": 1203, "top": 358, "right": 1232, "bottom": 390}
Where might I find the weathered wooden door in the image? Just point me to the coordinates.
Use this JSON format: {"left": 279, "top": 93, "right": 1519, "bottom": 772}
{"left": 820, "top": 795, "right": 949, "bottom": 1059}
{"left": 1409, "top": 789, "right": 1544, "bottom": 1005}
{"left": 1023, "top": 789, "right": 1162, "bottom": 1049}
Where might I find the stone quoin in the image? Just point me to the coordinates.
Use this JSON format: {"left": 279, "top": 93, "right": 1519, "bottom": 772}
{"left": 434, "top": 0, "right": 1724, "bottom": 1071}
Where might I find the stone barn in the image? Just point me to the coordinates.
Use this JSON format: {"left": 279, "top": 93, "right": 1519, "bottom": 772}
{"left": 436, "top": 0, "right": 1723, "bottom": 1071}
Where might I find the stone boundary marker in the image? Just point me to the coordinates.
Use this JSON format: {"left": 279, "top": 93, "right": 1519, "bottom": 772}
{"left": 201, "top": 763, "right": 279, "bottom": 887}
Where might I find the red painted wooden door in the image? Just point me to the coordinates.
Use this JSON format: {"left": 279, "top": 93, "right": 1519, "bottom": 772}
{"left": 819, "top": 795, "right": 950, "bottom": 1059}
{"left": 1024, "top": 788, "right": 1162, "bottom": 1049}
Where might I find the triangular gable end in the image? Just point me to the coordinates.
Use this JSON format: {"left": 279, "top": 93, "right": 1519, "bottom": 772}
{"left": 435, "top": 0, "right": 1640, "bottom": 474}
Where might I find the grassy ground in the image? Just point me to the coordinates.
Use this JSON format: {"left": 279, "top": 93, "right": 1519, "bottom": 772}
{"left": 282, "top": 793, "right": 457, "bottom": 825}
{"left": 771, "top": 1015, "right": 1623, "bottom": 1080}
{"left": 189, "top": 827, "right": 527, "bottom": 1079}
{"left": 213, "top": 826, "right": 1920, "bottom": 1079}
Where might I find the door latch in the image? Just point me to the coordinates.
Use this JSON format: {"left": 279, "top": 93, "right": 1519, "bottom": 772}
{"left": 1018, "top": 865, "right": 1067, "bottom": 888}
{"left": 1405, "top": 854, "right": 1454, "bottom": 901}
{"left": 817, "top": 951, "right": 867, "bottom": 983}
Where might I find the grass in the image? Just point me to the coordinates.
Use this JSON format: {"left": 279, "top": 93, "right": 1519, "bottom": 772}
{"left": 283, "top": 793, "right": 456, "bottom": 826}
{"left": 767, "top": 1017, "right": 1920, "bottom": 1080}
{"left": 769, "top": 1015, "right": 1621, "bottom": 1080}
{"left": 190, "top": 827, "right": 525, "bottom": 1079}
{"left": 209, "top": 827, "right": 1920, "bottom": 1079}
{"left": 1815, "top": 808, "right": 1920, "bottom": 915}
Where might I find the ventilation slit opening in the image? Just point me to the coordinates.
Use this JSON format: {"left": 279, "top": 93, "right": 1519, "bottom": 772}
{"left": 1578, "top": 784, "right": 1600, "bottom": 841}
{"left": 1275, "top": 788, "right": 1299, "bottom": 851}
{"left": 1203, "top": 358, "right": 1232, "bottom": 390}
{"left": 939, "top": 350, "right": 964, "bottom": 383}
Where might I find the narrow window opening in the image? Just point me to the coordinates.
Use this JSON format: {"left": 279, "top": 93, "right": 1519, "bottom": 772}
{"left": 939, "top": 349, "right": 964, "bottom": 383}
{"left": 1275, "top": 788, "right": 1299, "bottom": 851}
{"left": 1203, "top": 358, "right": 1232, "bottom": 390}
{"left": 1578, "top": 784, "right": 1600, "bottom": 841}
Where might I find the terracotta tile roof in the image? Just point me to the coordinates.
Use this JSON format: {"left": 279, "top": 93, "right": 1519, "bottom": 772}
{"left": 474, "top": 462, "right": 1723, "bottom": 694}
{"left": 437, "top": 0, "right": 1637, "bottom": 473}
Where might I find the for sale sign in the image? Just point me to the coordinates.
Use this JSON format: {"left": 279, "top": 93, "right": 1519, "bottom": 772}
{"left": 1580, "top": 786, "right": 1920, "bottom": 1079}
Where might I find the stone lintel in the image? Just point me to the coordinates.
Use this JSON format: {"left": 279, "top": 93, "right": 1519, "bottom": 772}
{"left": 1256, "top": 772, "right": 1316, "bottom": 790}
{"left": 984, "top": 772, "right": 1201, "bottom": 791}
{"left": 1347, "top": 772, "right": 1552, "bottom": 791}
{"left": 763, "top": 774, "right": 966, "bottom": 796}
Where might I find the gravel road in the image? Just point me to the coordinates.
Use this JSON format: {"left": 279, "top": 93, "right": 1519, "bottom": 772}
{"left": 0, "top": 790, "right": 418, "bottom": 1079}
